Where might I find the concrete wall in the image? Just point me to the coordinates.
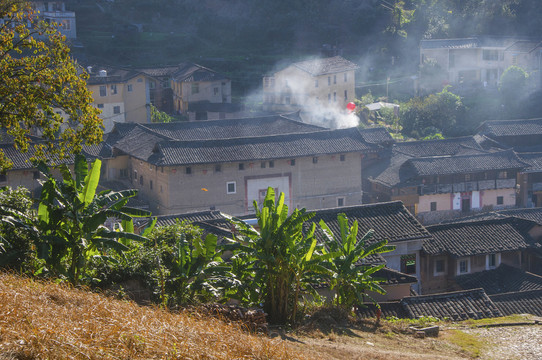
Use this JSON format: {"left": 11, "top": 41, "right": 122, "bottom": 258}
{"left": 119, "top": 152, "right": 363, "bottom": 215}
{"left": 124, "top": 75, "right": 150, "bottom": 124}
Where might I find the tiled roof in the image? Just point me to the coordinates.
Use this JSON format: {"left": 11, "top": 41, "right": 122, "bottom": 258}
{"left": 375, "top": 267, "right": 418, "bottom": 285}
{"left": 112, "top": 125, "right": 171, "bottom": 161}
{"left": 478, "top": 118, "right": 542, "bottom": 138}
{"left": 516, "top": 152, "right": 542, "bottom": 172}
{"left": 173, "top": 62, "right": 228, "bottom": 82}
{"left": 155, "top": 210, "right": 227, "bottom": 227}
{"left": 309, "top": 201, "right": 432, "bottom": 245}
{"left": 456, "top": 264, "right": 542, "bottom": 295}
{"left": 505, "top": 40, "right": 542, "bottom": 53}
{"left": 393, "top": 137, "right": 485, "bottom": 158}
{"left": 420, "top": 38, "right": 479, "bottom": 49}
{"left": 401, "top": 288, "right": 501, "bottom": 320}
{"left": 137, "top": 66, "right": 179, "bottom": 77}
{"left": 424, "top": 218, "right": 538, "bottom": 257}
{"left": 404, "top": 150, "right": 526, "bottom": 177}
{"left": 496, "top": 207, "right": 542, "bottom": 225}
{"left": 86, "top": 66, "right": 143, "bottom": 85}
{"left": 358, "top": 127, "right": 394, "bottom": 145}
{"left": 490, "top": 289, "right": 542, "bottom": 316}
{"left": 149, "top": 127, "right": 377, "bottom": 166}
{"left": 0, "top": 143, "right": 75, "bottom": 170}
{"left": 114, "top": 114, "right": 325, "bottom": 142}
{"left": 291, "top": 56, "right": 359, "bottom": 76}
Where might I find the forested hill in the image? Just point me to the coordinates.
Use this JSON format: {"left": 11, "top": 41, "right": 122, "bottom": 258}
{"left": 71, "top": 0, "right": 542, "bottom": 91}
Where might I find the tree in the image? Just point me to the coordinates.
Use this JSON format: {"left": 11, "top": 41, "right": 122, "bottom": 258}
{"left": 36, "top": 154, "right": 150, "bottom": 284}
{"left": 319, "top": 214, "right": 395, "bottom": 308}
{"left": 150, "top": 104, "right": 174, "bottom": 123}
{"left": 499, "top": 65, "right": 529, "bottom": 117}
{"left": 0, "top": 0, "right": 102, "bottom": 172}
{"left": 400, "top": 86, "right": 465, "bottom": 138}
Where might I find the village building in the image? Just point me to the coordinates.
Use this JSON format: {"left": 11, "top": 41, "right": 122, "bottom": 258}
{"left": 262, "top": 56, "right": 359, "bottom": 125}
{"left": 31, "top": 1, "right": 76, "bottom": 39}
{"left": 419, "top": 36, "right": 542, "bottom": 90}
{"left": 86, "top": 67, "right": 154, "bottom": 132}
{"left": 365, "top": 135, "right": 525, "bottom": 224}
{"left": 101, "top": 115, "right": 392, "bottom": 216}
{"left": 137, "top": 63, "right": 237, "bottom": 121}
{"left": 420, "top": 216, "right": 542, "bottom": 294}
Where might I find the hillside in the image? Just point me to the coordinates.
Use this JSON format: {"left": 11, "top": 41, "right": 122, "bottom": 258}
{"left": 0, "top": 272, "right": 308, "bottom": 359}
{"left": 2, "top": 272, "right": 541, "bottom": 359}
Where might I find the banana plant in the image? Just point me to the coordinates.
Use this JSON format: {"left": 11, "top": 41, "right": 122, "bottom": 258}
{"left": 148, "top": 220, "right": 228, "bottom": 306}
{"left": 36, "top": 154, "right": 151, "bottom": 285}
{"left": 226, "top": 187, "right": 328, "bottom": 324}
{"left": 319, "top": 213, "right": 396, "bottom": 308}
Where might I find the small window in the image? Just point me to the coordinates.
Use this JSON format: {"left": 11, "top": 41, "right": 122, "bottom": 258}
{"left": 97, "top": 103, "right": 104, "bottom": 109}
{"left": 486, "top": 253, "right": 500, "bottom": 269}
{"left": 269, "top": 161, "right": 274, "bottom": 168}
{"left": 239, "top": 163, "right": 244, "bottom": 171}
{"left": 192, "top": 83, "right": 199, "bottom": 94}
{"left": 99, "top": 85, "right": 106, "bottom": 97}
{"left": 160, "top": 185, "right": 163, "bottom": 193}
{"left": 340, "top": 154, "right": 346, "bottom": 161}
{"left": 150, "top": 180, "right": 153, "bottom": 190}
{"left": 113, "top": 106, "right": 121, "bottom": 114}
{"left": 186, "top": 167, "right": 192, "bottom": 175}
{"left": 227, "top": 181, "right": 236, "bottom": 194}
{"left": 430, "top": 202, "right": 437, "bottom": 211}
{"left": 312, "top": 157, "right": 318, "bottom": 164}
{"left": 344, "top": 73, "right": 347, "bottom": 82}
{"left": 215, "top": 164, "right": 221, "bottom": 173}
{"left": 315, "top": 79, "right": 318, "bottom": 88}
{"left": 344, "top": 90, "right": 347, "bottom": 101}
{"left": 458, "top": 258, "right": 470, "bottom": 274}
{"left": 133, "top": 170, "right": 138, "bottom": 182}
{"left": 0, "top": 174, "right": 6, "bottom": 182}
{"left": 110, "top": 84, "right": 117, "bottom": 95}
{"left": 497, "top": 196, "right": 504, "bottom": 205}
{"left": 214, "top": 87, "right": 219, "bottom": 95}
{"left": 333, "top": 92, "right": 336, "bottom": 102}
{"left": 465, "top": 174, "right": 471, "bottom": 181}
{"left": 33, "top": 171, "right": 40, "bottom": 179}
{"left": 401, "top": 254, "right": 417, "bottom": 274}
{"left": 498, "top": 171, "right": 508, "bottom": 179}
{"left": 328, "top": 93, "right": 331, "bottom": 103}
{"left": 139, "top": 175, "right": 143, "bottom": 185}
{"left": 149, "top": 81, "right": 156, "bottom": 89}
{"left": 119, "top": 169, "right": 128, "bottom": 178}
{"left": 435, "top": 259, "right": 445, "bottom": 275}
{"left": 333, "top": 75, "right": 336, "bottom": 84}
{"left": 261, "top": 162, "right": 266, "bottom": 168}
{"left": 127, "top": 84, "right": 133, "bottom": 92}
{"left": 337, "top": 197, "right": 345, "bottom": 207}
{"left": 290, "top": 159, "right": 295, "bottom": 166}
{"left": 328, "top": 76, "right": 331, "bottom": 86}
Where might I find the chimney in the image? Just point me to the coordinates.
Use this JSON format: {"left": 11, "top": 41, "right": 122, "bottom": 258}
{"left": 99, "top": 69, "right": 107, "bottom": 77}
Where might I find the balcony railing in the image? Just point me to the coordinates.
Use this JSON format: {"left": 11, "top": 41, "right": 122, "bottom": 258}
{"left": 419, "top": 179, "right": 516, "bottom": 195}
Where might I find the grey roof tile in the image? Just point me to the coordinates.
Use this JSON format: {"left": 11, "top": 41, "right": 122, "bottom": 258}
{"left": 405, "top": 150, "right": 526, "bottom": 177}
{"left": 149, "top": 127, "right": 377, "bottom": 166}
{"left": 479, "top": 118, "right": 542, "bottom": 137}
{"left": 401, "top": 288, "right": 501, "bottom": 320}
{"left": 424, "top": 218, "right": 538, "bottom": 257}
{"left": 490, "top": 289, "right": 542, "bottom": 316}
{"left": 291, "top": 56, "right": 359, "bottom": 76}
{"left": 456, "top": 264, "right": 542, "bottom": 295}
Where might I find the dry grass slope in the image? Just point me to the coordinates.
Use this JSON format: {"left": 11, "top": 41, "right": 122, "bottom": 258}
{"left": 0, "top": 273, "right": 311, "bottom": 359}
